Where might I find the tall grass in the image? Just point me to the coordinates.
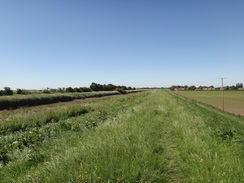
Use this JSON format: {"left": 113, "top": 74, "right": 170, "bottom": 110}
{"left": 0, "top": 105, "right": 91, "bottom": 135}
{"left": 0, "top": 90, "right": 243, "bottom": 182}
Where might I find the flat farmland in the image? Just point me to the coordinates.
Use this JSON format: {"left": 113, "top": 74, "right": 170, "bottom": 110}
{"left": 176, "top": 90, "right": 244, "bottom": 115}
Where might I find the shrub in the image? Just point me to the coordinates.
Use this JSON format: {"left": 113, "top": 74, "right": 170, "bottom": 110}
{"left": 43, "top": 90, "right": 50, "bottom": 94}
{"left": 116, "top": 88, "right": 127, "bottom": 94}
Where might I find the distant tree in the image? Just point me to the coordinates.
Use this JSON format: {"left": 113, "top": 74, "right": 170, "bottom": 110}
{"left": 97, "top": 84, "right": 103, "bottom": 91}
{"left": 58, "top": 87, "right": 65, "bottom": 93}
{"left": 0, "top": 90, "right": 3, "bottom": 96}
{"left": 187, "top": 85, "right": 196, "bottom": 90}
{"left": 102, "top": 84, "right": 108, "bottom": 91}
{"left": 90, "top": 82, "right": 134, "bottom": 92}
{"left": 74, "top": 88, "right": 81, "bottom": 92}
{"left": 80, "top": 87, "right": 91, "bottom": 92}
{"left": 230, "top": 85, "right": 237, "bottom": 90}
{"left": 90, "top": 82, "right": 102, "bottom": 91}
{"left": 170, "top": 85, "right": 177, "bottom": 91}
{"left": 3, "top": 87, "right": 13, "bottom": 95}
{"left": 107, "top": 84, "right": 116, "bottom": 91}
{"left": 66, "top": 87, "right": 74, "bottom": 93}
{"left": 236, "top": 83, "right": 243, "bottom": 88}
{"left": 198, "top": 86, "right": 203, "bottom": 90}
{"left": 16, "top": 89, "right": 23, "bottom": 94}
{"left": 121, "top": 85, "right": 127, "bottom": 90}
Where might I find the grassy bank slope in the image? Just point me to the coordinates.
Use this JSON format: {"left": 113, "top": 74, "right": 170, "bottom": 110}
{"left": 0, "top": 90, "right": 243, "bottom": 182}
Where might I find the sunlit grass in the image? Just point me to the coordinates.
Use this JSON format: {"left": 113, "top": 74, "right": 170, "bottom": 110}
{"left": 0, "top": 90, "right": 243, "bottom": 182}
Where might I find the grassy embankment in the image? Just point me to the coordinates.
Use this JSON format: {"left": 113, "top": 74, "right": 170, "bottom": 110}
{"left": 176, "top": 90, "right": 244, "bottom": 115}
{"left": 0, "top": 90, "right": 243, "bottom": 182}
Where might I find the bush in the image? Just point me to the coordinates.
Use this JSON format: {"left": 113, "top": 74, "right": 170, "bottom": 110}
{"left": 43, "top": 90, "right": 50, "bottom": 94}
{"left": 116, "top": 88, "right": 127, "bottom": 94}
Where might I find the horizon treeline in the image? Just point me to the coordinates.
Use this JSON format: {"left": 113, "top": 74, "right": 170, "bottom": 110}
{"left": 170, "top": 83, "right": 243, "bottom": 91}
{"left": 0, "top": 83, "right": 136, "bottom": 96}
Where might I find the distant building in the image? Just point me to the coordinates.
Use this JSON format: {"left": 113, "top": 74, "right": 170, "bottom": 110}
{"left": 174, "top": 88, "right": 185, "bottom": 91}
{"left": 48, "top": 88, "right": 57, "bottom": 92}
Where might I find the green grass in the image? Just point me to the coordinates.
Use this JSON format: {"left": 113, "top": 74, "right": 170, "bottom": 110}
{"left": 176, "top": 90, "right": 244, "bottom": 115}
{"left": 0, "top": 91, "right": 123, "bottom": 110}
{"left": 0, "top": 90, "right": 243, "bottom": 182}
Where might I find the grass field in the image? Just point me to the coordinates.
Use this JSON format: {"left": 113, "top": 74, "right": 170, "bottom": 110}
{"left": 175, "top": 90, "right": 244, "bottom": 116}
{"left": 0, "top": 90, "right": 243, "bottom": 182}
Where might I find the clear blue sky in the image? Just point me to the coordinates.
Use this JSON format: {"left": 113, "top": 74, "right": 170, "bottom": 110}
{"left": 1, "top": 0, "right": 243, "bottom": 89}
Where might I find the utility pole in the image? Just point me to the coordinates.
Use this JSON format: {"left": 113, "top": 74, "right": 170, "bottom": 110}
{"left": 218, "top": 77, "right": 226, "bottom": 111}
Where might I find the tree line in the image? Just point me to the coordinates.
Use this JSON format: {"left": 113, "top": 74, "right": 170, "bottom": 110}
{"left": 0, "top": 83, "right": 136, "bottom": 96}
{"left": 170, "top": 83, "right": 243, "bottom": 91}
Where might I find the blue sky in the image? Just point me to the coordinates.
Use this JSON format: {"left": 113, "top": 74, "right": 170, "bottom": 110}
{"left": 1, "top": 0, "right": 243, "bottom": 89}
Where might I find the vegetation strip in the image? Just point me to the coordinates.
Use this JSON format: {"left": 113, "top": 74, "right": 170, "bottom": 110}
{"left": 0, "top": 90, "right": 243, "bottom": 182}
{"left": 0, "top": 93, "right": 146, "bottom": 176}
{"left": 0, "top": 90, "right": 141, "bottom": 110}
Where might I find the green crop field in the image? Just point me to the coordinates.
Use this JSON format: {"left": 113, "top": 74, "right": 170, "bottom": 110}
{"left": 0, "top": 90, "right": 243, "bottom": 182}
{"left": 175, "top": 90, "right": 244, "bottom": 116}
